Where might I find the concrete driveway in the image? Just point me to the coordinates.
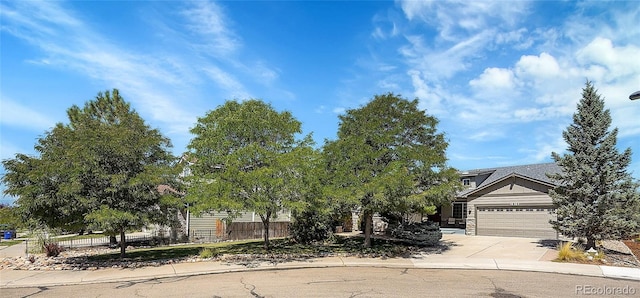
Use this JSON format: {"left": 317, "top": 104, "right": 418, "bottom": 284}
{"left": 438, "top": 234, "right": 555, "bottom": 261}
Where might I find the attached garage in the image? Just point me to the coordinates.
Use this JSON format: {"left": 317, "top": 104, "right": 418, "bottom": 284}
{"left": 476, "top": 206, "right": 557, "bottom": 239}
{"left": 457, "top": 163, "right": 562, "bottom": 240}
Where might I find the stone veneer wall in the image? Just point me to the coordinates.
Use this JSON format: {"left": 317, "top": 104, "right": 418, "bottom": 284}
{"left": 465, "top": 218, "right": 475, "bottom": 236}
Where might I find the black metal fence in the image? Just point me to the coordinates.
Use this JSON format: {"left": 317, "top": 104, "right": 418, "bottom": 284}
{"left": 24, "top": 223, "right": 291, "bottom": 252}
{"left": 25, "top": 233, "right": 173, "bottom": 252}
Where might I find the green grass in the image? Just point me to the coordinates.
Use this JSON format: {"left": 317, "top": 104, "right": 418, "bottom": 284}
{"left": 87, "top": 236, "right": 425, "bottom": 262}
{"left": 54, "top": 233, "right": 109, "bottom": 241}
{"left": 0, "top": 240, "right": 23, "bottom": 247}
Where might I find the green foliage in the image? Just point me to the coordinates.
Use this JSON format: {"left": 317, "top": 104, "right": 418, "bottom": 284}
{"left": 0, "top": 205, "right": 21, "bottom": 229}
{"left": 290, "top": 209, "right": 334, "bottom": 243}
{"left": 0, "top": 240, "right": 22, "bottom": 247}
{"left": 2, "top": 89, "right": 177, "bottom": 257}
{"left": 549, "top": 81, "right": 640, "bottom": 250}
{"left": 323, "top": 93, "right": 461, "bottom": 247}
{"left": 85, "top": 206, "right": 141, "bottom": 235}
{"left": 186, "top": 99, "right": 315, "bottom": 249}
{"left": 199, "top": 247, "right": 218, "bottom": 259}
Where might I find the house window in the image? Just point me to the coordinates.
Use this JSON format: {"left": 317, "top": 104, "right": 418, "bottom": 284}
{"left": 452, "top": 202, "right": 467, "bottom": 218}
{"left": 462, "top": 178, "right": 470, "bottom": 186}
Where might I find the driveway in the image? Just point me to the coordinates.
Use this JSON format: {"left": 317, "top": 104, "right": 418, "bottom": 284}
{"left": 438, "top": 234, "right": 555, "bottom": 261}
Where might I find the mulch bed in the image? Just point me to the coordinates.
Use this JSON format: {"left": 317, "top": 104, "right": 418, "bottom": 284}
{"left": 622, "top": 239, "right": 640, "bottom": 262}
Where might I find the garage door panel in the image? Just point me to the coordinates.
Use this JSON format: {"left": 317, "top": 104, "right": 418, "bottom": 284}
{"left": 476, "top": 206, "right": 557, "bottom": 239}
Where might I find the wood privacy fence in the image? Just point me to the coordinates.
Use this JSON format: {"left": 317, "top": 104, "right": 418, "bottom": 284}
{"left": 190, "top": 222, "right": 290, "bottom": 243}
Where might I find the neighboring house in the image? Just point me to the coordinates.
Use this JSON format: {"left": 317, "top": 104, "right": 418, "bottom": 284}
{"left": 439, "top": 162, "right": 561, "bottom": 239}
{"left": 188, "top": 210, "right": 292, "bottom": 242}
{"left": 175, "top": 155, "right": 292, "bottom": 241}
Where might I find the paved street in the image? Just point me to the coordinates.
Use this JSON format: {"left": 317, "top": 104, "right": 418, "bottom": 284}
{"left": 3, "top": 267, "right": 639, "bottom": 297}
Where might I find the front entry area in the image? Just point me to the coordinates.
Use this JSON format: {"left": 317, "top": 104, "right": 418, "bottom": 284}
{"left": 476, "top": 206, "right": 557, "bottom": 239}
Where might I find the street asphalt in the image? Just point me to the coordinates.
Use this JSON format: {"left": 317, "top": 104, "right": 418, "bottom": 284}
{"left": 1, "top": 233, "right": 638, "bottom": 289}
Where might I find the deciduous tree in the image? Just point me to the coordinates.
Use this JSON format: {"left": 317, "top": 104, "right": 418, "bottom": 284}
{"left": 549, "top": 81, "right": 640, "bottom": 250}
{"left": 323, "top": 93, "right": 460, "bottom": 248}
{"left": 186, "top": 100, "right": 313, "bottom": 249}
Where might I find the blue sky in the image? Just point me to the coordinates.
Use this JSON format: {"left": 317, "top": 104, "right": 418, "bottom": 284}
{"left": 1, "top": 1, "right": 639, "bottom": 205}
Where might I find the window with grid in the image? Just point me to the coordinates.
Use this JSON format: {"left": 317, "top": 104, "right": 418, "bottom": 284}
{"left": 452, "top": 202, "right": 467, "bottom": 218}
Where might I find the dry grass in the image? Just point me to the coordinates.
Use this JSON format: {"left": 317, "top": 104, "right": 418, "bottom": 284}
{"left": 556, "top": 241, "right": 586, "bottom": 262}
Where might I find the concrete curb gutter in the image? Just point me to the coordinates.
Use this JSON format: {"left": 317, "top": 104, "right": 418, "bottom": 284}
{"left": 1, "top": 256, "right": 639, "bottom": 289}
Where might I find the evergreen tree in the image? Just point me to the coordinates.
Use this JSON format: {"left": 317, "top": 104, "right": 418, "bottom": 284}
{"left": 549, "top": 81, "right": 640, "bottom": 250}
{"left": 2, "top": 90, "right": 176, "bottom": 258}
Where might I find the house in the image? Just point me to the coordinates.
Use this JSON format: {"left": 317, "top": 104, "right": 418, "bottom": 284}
{"left": 166, "top": 154, "right": 293, "bottom": 242}
{"left": 188, "top": 210, "right": 292, "bottom": 242}
{"left": 439, "top": 162, "right": 561, "bottom": 239}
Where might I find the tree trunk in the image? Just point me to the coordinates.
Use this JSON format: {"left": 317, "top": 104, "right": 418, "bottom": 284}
{"left": 109, "top": 235, "right": 117, "bottom": 248}
{"left": 120, "top": 229, "right": 126, "bottom": 259}
{"left": 261, "top": 211, "right": 272, "bottom": 250}
{"left": 363, "top": 210, "right": 373, "bottom": 248}
{"left": 586, "top": 237, "right": 596, "bottom": 251}
{"left": 263, "top": 219, "right": 270, "bottom": 250}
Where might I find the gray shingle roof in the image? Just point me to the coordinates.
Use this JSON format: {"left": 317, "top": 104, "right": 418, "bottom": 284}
{"left": 458, "top": 162, "right": 561, "bottom": 197}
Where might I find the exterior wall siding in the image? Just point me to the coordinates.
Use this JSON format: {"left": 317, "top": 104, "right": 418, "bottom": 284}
{"left": 464, "top": 176, "right": 556, "bottom": 237}
{"left": 188, "top": 210, "right": 292, "bottom": 242}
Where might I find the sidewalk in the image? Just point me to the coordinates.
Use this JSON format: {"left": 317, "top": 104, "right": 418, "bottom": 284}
{"left": 0, "top": 241, "right": 27, "bottom": 259}
{"left": 1, "top": 235, "right": 639, "bottom": 288}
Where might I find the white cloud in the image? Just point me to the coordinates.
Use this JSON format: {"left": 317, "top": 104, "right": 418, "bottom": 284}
{"left": 202, "top": 66, "right": 249, "bottom": 99}
{"left": 400, "top": 31, "right": 494, "bottom": 81}
{"left": 181, "top": 0, "right": 240, "bottom": 56}
{"left": 520, "top": 126, "right": 568, "bottom": 163}
{"left": 408, "top": 70, "right": 444, "bottom": 114}
{"left": 1, "top": 1, "right": 200, "bottom": 138}
{"left": 0, "top": 141, "right": 28, "bottom": 161}
{"left": 469, "top": 67, "right": 516, "bottom": 91}
{"left": 467, "top": 130, "right": 505, "bottom": 142}
{"left": 397, "top": 0, "right": 529, "bottom": 41}
{"left": 576, "top": 37, "right": 640, "bottom": 82}
{"left": 332, "top": 107, "right": 346, "bottom": 114}
{"left": 515, "top": 52, "right": 561, "bottom": 80}
{"left": 0, "top": 98, "right": 56, "bottom": 131}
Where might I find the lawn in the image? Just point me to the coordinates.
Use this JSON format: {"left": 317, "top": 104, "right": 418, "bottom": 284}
{"left": 87, "top": 236, "right": 435, "bottom": 262}
{"left": 0, "top": 240, "right": 23, "bottom": 247}
{"left": 54, "top": 233, "right": 109, "bottom": 241}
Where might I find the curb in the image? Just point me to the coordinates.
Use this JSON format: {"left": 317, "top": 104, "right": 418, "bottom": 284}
{"left": 2, "top": 256, "right": 639, "bottom": 289}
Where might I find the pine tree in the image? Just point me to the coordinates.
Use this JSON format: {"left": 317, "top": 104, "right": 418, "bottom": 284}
{"left": 548, "top": 81, "right": 640, "bottom": 250}
{"left": 2, "top": 90, "right": 176, "bottom": 258}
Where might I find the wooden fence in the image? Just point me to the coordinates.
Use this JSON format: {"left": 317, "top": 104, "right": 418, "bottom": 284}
{"left": 190, "top": 222, "right": 290, "bottom": 242}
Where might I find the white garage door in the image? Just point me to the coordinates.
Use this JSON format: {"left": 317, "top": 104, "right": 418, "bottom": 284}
{"left": 476, "top": 206, "right": 557, "bottom": 239}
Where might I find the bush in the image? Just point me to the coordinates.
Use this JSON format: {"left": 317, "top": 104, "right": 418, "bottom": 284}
{"left": 199, "top": 247, "right": 218, "bottom": 259}
{"left": 290, "top": 210, "right": 334, "bottom": 244}
{"left": 32, "top": 228, "right": 62, "bottom": 256}
{"left": 556, "top": 241, "right": 586, "bottom": 262}
{"left": 386, "top": 222, "right": 442, "bottom": 246}
{"left": 43, "top": 242, "right": 63, "bottom": 257}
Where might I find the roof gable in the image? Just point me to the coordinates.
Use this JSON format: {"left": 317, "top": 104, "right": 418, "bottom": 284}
{"left": 458, "top": 162, "right": 561, "bottom": 198}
